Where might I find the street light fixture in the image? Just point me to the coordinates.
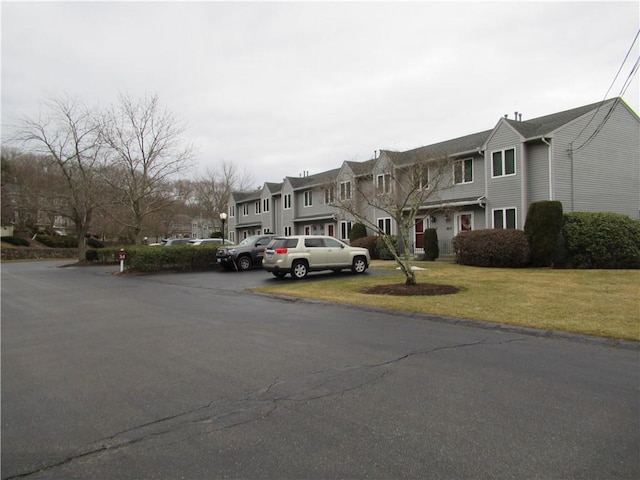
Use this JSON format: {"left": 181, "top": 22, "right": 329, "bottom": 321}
{"left": 219, "top": 212, "right": 227, "bottom": 241}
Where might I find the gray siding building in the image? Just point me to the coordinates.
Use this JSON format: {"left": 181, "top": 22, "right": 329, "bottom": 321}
{"left": 226, "top": 98, "right": 639, "bottom": 253}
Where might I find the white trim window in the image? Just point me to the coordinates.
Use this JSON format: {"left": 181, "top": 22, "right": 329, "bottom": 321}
{"left": 242, "top": 204, "right": 249, "bottom": 216}
{"left": 377, "top": 217, "right": 392, "bottom": 235}
{"left": 340, "top": 221, "right": 352, "bottom": 240}
{"left": 284, "top": 193, "right": 291, "bottom": 210}
{"left": 262, "top": 198, "right": 270, "bottom": 213}
{"left": 376, "top": 174, "right": 391, "bottom": 194}
{"left": 284, "top": 226, "right": 292, "bottom": 236}
{"left": 340, "top": 181, "right": 352, "bottom": 200}
{"left": 304, "top": 190, "right": 313, "bottom": 207}
{"left": 254, "top": 201, "right": 261, "bottom": 214}
{"left": 229, "top": 205, "right": 235, "bottom": 218}
{"left": 324, "top": 186, "right": 335, "bottom": 204}
{"left": 493, "top": 208, "right": 517, "bottom": 229}
{"left": 454, "top": 158, "right": 473, "bottom": 184}
{"left": 412, "top": 164, "right": 429, "bottom": 190}
{"left": 492, "top": 148, "right": 516, "bottom": 177}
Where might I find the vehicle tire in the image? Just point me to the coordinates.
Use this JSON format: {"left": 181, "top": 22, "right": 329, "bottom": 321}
{"left": 237, "top": 255, "right": 252, "bottom": 271}
{"left": 272, "top": 272, "right": 286, "bottom": 279}
{"left": 351, "top": 256, "right": 367, "bottom": 274}
{"left": 291, "top": 260, "right": 308, "bottom": 279}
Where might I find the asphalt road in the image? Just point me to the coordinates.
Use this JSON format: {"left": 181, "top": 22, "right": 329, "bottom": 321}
{"left": 2, "top": 261, "right": 638, "bottom": 479}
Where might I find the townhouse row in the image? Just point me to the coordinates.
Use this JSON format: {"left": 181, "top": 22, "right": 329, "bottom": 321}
{"left": 224, "top": 97, "right": 639, "bottom": 254}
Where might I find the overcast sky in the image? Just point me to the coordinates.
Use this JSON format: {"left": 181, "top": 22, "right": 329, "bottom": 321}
{"left": 2, "top": 1, "right": 638, "bottom": 186}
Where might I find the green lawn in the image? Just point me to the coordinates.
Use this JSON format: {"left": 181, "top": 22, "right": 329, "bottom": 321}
{"left": 254, "top": 260, "right": 640, "bottom": 341}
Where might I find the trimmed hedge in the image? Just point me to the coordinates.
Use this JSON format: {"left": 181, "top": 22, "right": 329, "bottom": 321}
{"left": 35, "top": 234, "right": 78, "bottom": 248}
{"left": 350, "top": 236, "right": 378, "bottom": 259}
{"left": 453, "top": 229, "right": 530, "bottom": 267}
{"left": 524, "top": 200, "right": 564, "bottom": 267}
{"left": 560, "top": 212, "right": 640, "bottom": 269}
{"left": 86, "top": 245, "right": 221, "bottom": 271}
{"left": 376, "top": 235, "right": 398, "bottom": 260}
{"left": 1, "top": 236, "right": 30, "bottom": 247}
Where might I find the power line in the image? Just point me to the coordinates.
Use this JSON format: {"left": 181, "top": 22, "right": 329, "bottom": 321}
{"left": 571, "top": 28, "right": 640, "bottom": 151}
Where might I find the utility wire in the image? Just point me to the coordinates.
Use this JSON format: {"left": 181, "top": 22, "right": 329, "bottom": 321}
{"left": 571, "top": 28, "right": 640, "bottom": 151}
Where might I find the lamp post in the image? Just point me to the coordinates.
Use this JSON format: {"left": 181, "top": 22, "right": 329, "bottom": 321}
{"left": 219, "top": 212, "right": 227, "bottom": 241}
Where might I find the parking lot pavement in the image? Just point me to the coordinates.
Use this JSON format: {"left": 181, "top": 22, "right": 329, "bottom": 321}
{"left": 2, "top": 261, "right": 638, "bottom": 479}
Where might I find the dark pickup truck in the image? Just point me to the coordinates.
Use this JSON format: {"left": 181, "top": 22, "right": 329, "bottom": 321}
{"left": 215, "top": 235, "right": 275, "bottom": 271}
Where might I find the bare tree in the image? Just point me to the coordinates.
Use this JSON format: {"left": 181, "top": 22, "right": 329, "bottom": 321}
{"left": 332, "top": 151, "right": 453, "bottom": 285}
{"left": 99, "top": 94, "right": 194, "bottom": 245}
{"left": 193, "top": 161, "right": 253, "bottom": 236}
{"left": 13, "top": 96, "right": 106, "bottom": 260}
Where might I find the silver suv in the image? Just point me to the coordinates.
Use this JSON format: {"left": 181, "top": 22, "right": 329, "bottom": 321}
{"left": 262, "top": 235, "right": 370, "bottom": 279}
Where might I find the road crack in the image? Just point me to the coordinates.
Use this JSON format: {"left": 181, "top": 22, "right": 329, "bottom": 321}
{"left": 3, "top": 336, "right": 525, "bottom": 479}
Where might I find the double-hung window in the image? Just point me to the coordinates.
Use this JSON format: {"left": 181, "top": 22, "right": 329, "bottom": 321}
{"left": 492, "top": 148, "right": 516, "bottom": 177}
{"left": 340, "top": 181, "right": 352, "bottom": 200}
{"left": 229, "top": 205, "right": 235, "bottom": 218}
{"left": 340, "top": 221, "right": 352, "bottom": 240}
{"left": 376, "top": 174, "right": 391, "bottom": 194}
{"left": 493, "top": 208, "right": 517, "bottom": 229}
{"left": 412, "top": 165, "right": 429, "bottom": 190}
{"left": 284, "top": 194, "right": 291, "bottom": 210}
{"left": 304, "top": 190, "right": 313, "bottom": 207}
{"left": 454, "top": 158, "right": 473, "bottom": 184}
{"left": 254, "top": 201, "right": 261, "bottom": 214}
{"left": 262, "top": 198, "right": 270, "bottom": 213}
{"left": 377, "top": 217, "right": 392, "bottom": 235}
{"left": 324, "top": 186, "right": 335, "bottom": 204}
{"left": 242, "top": 204, "right": 249, "bottom": 216}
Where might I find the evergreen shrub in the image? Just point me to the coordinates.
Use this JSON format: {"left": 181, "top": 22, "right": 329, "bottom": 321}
{"left": 376, "top": 235, "right": 398, "bottom": 260}
{"left": 350, "top": 236, "right": 378, "bottom": 259}
{"left": 561, "top": 212, "right": 640, "bottom": 268}
{"left": 35, "top": 234, "right": 77, "bottom": 248}
{"left": 453, "top": 229, "right": 530, "bottom": 267}
{"left": 1, "top": 236, "right": 30, "bottom": 247}
{"left": 423, "top": 228, "right": 439, "bottom": 261}
{"left": 524, "top": 200, "right": 564, "bottom": 267}
{"left": 349, "top": 223, "right": 368, "bottom": 242}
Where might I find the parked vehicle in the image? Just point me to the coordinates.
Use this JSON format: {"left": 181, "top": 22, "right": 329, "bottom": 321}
{"left": 262, "top": 235, "right": 370, "bottom": 279}
{"left": 161, "top": 238, "right": 191, "bottom": 246}
{"left": 215, "top": 235, "right": 276, "bottom": 271}
{"left": 188, "top": 238, "right": 233, "bottom": 246}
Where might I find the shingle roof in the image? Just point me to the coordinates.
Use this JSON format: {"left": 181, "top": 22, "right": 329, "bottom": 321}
{"left": 504, "top": 98, "right": 618, "bottom": 139}
{"left": 381, "top": 129, "right": 491, "bottom": 166}
{"left": 286, "top": 167, "right": 341, "bottom": 190}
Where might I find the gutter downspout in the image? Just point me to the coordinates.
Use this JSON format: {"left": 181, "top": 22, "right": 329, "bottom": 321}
{"left": 541, "top": 137, "right": 553, "bottom": 200}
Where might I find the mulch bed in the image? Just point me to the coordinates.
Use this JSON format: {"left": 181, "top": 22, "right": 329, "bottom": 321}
{"left": 362, "top": 283, "right": 460, "bottom": 296}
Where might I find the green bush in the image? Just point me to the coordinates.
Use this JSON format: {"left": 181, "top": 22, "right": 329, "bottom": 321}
{"left": 524, "top": 201, "right": 564, "bottom": 267}
{"left": 453, "top": 229, "right": 530, "bottom": 267}
{"left": 349, "top": 222, "right": 368, "bottom": 242}
{"left": 561, "top": 212, "right": 640, "bottom": 269}
{"left": 376, "top": 235, "right": 398, "bottom": 260}
{"left": 423, "top": 228, "right": 439, "bottom": 261}
{"left": 85, "top": 245, "right": 221, "bottom": 271}
{"left": 1, "top": 236, "right": 30, "bottom": 247}
{"left": 35, "top": 234, "right": 77, "bottom": 248}
{"left": 350, "top": 236, "right": 378, "bottom": 259}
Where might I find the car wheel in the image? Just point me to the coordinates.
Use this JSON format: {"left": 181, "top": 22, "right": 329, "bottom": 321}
{"left": 237, "top": 256, "right": 252, "bottom": 271}
{"left": 272, "top": 272, "right": 286, "bottom": 279}
{"left": 351, "top": 256, "right": 367, "bottom": 274}
{"left": 291, "top": 260, "right": 308, "bottom": 279}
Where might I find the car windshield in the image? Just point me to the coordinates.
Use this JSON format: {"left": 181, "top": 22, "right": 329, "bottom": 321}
{"left": 237, "top": 237, "right": 256, "bottom": 247}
